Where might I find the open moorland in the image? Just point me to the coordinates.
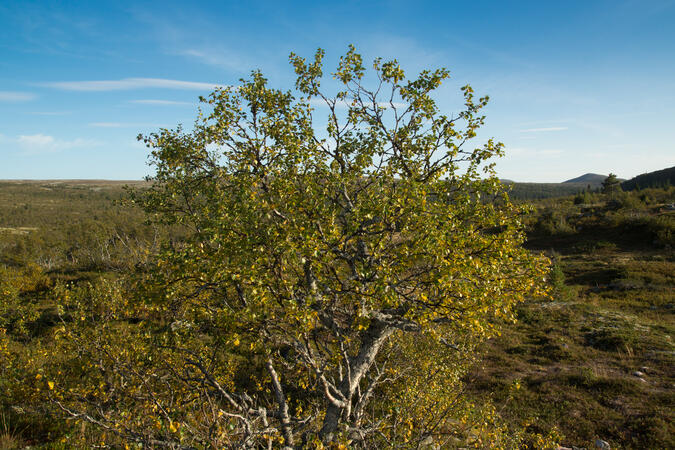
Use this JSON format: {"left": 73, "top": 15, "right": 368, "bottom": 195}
{"left": 0, "top": 180, "right": 673, "bottom": 448}
{"left": 467, "top": 187, "right": 675, "bottom": 448}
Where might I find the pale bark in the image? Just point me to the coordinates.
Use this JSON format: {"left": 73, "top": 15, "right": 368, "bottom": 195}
{"left": 266, "top": 358, "right": 294, "bottom": 448}
{"left": 319, "top": 321, "right": 393, "bottom": 440}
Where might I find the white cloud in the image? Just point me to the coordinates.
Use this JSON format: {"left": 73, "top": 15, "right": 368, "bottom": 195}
{"left": 379, "top": 101, "right": 408, "bottom": 109}
{"left": 18, "top": 134, "right": 55, "bottom": 147}
{"left": 518, "top": 126, "right": 568, "bottom": 133}
{"left": 16, "top": 134, "right": 99, "bottom": 154}
{"left": 40, "top": 78, "right": 222, "bottom": 91}
{"left": 0, "top": 91, "right": 37, "bottom": 102}
{"left": 129, "top": 99, "right": 193, "bottom": 106}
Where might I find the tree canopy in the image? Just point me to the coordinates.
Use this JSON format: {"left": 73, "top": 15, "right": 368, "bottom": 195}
{"left": 602, "top": 173, "right": 622, "bottom": 195}
{"left": 52, "top": 46, "right": 550, "bottom": 448}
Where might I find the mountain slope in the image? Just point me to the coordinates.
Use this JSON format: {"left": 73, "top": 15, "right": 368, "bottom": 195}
{"left": 563, "top": 173, "right": 607, "bottom": 184}
{"left": 621, "top": 166, "right": 675, "bottom": 190}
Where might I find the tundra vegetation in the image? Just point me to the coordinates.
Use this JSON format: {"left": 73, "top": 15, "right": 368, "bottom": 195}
{"left": 0, "top": 49, "right": 672, "bottom": 449}
{"left": 1, "top": 178, "right": 673, "bottom": 449}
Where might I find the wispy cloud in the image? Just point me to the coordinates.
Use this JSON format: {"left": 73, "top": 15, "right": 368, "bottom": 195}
{"left": 15, "top": 134, "right": 99, "bottom": 154}
{"left": 129, "top": 99, "right": 194, "bottom": 106}
{"left": 0, "top": 91, "right": 37, "bottom": 102}
{"left": 89, "top": 122, "right": 163, "bottom": 128}
{"left": 39, "top": 78, "right": 222, "bottom": 91}
{"left": 177, "top": 49, "right": 252, "bottom": 73}
{"left": 516, "top": 118, "right": 575, "bottom": 127}
{"left": 518, "top": 126, "right": 568, "bottom": 133}
{"left": 508, "top": 147, "right": 564, "bottom": 157}
{"left": 380, "top": 101, "right": 407, "bottom": 109}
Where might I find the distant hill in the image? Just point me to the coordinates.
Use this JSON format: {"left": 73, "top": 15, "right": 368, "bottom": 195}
{"left": 498, "top": 167, "right": 674, "bottom": 200}
{"left": 621, "top": 166, "right": 675, "bottom": 191}
{"left": 563, "top": 173, "right": 607, "bottom": 184}
{"left": 0, "top": 179, "right": 147, "bottom": 186}
{"left": 505, "top": 182, "right": 589, "bottom": 200}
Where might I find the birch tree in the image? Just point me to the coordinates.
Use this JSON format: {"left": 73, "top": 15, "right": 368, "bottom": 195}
{"left": 55, "top": 46, "right": 549, "bottom": 448}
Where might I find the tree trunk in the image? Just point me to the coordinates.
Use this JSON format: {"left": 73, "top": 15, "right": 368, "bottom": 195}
{"left": 319, "top": 322, "right": 393, "bottom": 440}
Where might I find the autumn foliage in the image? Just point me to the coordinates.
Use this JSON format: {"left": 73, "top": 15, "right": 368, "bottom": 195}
{"left": 2, "top": 47, "right": 554, "bottom": 448}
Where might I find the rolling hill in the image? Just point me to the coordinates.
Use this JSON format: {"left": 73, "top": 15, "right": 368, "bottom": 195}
{"left": 563, "top": 173, "right": 607, "bottom": 184}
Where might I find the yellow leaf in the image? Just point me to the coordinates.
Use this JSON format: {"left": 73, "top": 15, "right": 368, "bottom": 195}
{"left": 48, "top": 381, "right": 54, "bottom": 390}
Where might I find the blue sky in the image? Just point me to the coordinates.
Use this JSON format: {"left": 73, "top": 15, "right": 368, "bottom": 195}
{"left": 1, "top": 0, "right": 673, "bottom": 182}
